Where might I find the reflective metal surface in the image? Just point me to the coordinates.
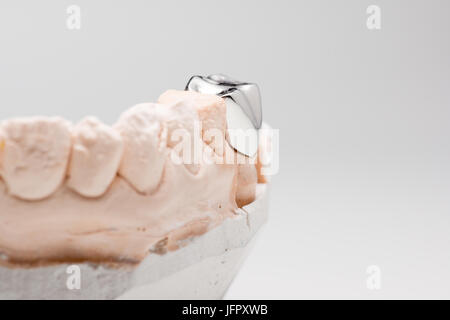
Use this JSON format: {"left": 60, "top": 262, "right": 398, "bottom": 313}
{"left": 186, "top": 74, "right": 262, "bottom": 157}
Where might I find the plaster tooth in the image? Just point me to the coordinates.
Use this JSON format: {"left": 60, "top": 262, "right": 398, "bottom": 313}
{"left": 164, "top": 100, "right": 202, "bottom": 175}
{"left": 0, "top": 117, "right": 71, "bottom": 200}
{"left": 115, "top": 103, "right": 169, "bottom": 194}
{"left": 158, "top": 90, "right": 226, "bottom": 156}
{"left": 67, "top": 117, "right": 124, "bottom": 198}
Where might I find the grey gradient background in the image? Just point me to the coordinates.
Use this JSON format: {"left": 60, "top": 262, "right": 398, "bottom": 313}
{"left": 1, "top": 0, "right": 450, "bottom": 299}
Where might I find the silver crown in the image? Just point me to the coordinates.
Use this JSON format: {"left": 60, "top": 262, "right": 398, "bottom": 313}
{"left": 186, "top": 74, "right": 262, "bottom": 157}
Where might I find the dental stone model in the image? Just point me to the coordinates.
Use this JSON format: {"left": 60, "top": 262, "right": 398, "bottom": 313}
{"left": 0, "top": 75, "right": 271, "bottom": 299}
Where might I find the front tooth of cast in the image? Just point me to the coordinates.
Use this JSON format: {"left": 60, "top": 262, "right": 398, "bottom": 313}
{"left": 0, "top": 117, "right": 71, "bottom": 200}
{"left": 115, "top": 103, "right": 169, "bottom": 194}
{"left": 67, "top": 117, "right": 124, "bottom": 198}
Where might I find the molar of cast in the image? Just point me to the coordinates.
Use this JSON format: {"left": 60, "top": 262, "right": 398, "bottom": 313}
{"left": 115, "top": 103, "right": 169, "bottom": 194}
{"left": 67, "top": 117, "right": 124, "bottom": 198}
{"left": 0, "top": 117, "right": 71, "bottom": 200}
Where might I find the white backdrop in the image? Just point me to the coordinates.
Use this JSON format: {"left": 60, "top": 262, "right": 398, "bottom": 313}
{"left": 0, "top": 0, "right": 449, "bottom": 299}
